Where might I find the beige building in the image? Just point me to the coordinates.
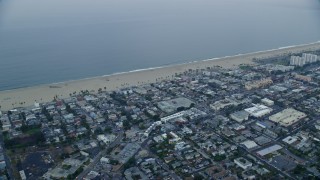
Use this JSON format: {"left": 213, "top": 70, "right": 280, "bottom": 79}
{"left": 294, "top": 74, "right": 312, "bottom": 82}
{"left": 269, "top": 108, "right": 307, "bottom": 127}
{"left": 245, "top": 78, "right": 273, "bottom": 90}
{"left": 210, "top": 98, "right": 240, "bottom": 111}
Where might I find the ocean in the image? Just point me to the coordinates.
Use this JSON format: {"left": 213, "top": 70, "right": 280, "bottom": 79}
{"left": 0, "top": 0, "right": 319, "bottom": 91}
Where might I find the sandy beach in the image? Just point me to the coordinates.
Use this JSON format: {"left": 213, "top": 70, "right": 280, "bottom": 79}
{"left": 1, "top": 41, "right": 320, "bottom": 111}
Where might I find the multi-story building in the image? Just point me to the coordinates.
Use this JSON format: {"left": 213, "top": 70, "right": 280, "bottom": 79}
{"left": 245, "top": 77, "right": 273, "bottom": 90}
{"left": 302, "top": 53, "right": 318, "bottom": 63}
{"left": 290, "top": 53, "right": 318, "bottom": 66}
{"left": 294, "top": 74, "right": 312, "bottom": 82}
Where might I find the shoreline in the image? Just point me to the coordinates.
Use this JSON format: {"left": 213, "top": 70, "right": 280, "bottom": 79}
{"left": 1, "top": 41, "right": 319, "bottom": 93}
{"left": 1, "top": 41, "right": 320, "bottom": 111}
{"left": 2, "top": 41, "right": 320, "bottom": 93}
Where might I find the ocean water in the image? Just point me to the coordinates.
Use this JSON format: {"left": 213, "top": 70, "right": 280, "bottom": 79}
{"left": 0, "top": 0, "right": 319, "bottom": 91}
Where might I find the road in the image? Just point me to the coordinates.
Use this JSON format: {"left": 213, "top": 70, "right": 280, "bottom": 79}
{"left": 216, "top": 132, "right": 294, "bottom": 179}
{"left": 185, "top": 139, "right": 215, "bottom": 165}
{"left": 274, "top": 118, "right": 318, "bottom": 165}
{"left": 144, "top": 145, "right": 182, "bottom": 180}
{"left": 0, "top": 132, "right": 14, "bottom": 180}
{"left": 76, "top": 132, "right": 123, "bottom": 180}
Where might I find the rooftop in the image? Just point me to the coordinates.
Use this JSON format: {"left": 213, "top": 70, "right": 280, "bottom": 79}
{"left": 241, "top": 140, "right": 258, "bottom": 149}
{"left": 244, "top": 104, "right": 272, "bottom": 117}
{"left": 157, "top": 97, "right": 194, "bottom": 113}
{"left": 256, "top": 144, "right": 282, "bottom": 156}
{"left": 269, "top": 108, "right": 307, "bottom": 127}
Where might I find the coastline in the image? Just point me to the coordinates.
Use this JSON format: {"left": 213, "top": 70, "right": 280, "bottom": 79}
{"left": 1, "top": 41, "right": 320, "bottom": 111}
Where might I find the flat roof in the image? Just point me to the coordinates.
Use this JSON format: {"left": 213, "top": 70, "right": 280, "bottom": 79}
{"left": 254, "top": 136, "right": 271, "bottom": 146}
{"left": 256, "top": 144, "right": 282, "bottom": 156}
{"left": 231, "top": 111, "right": 249, "bottom": 119}
{"left": 115, "top": 143, "right": 140, "bottom": 164}
{"left": 269, "top": 108, "right": 307, "bottom": 127}
{"left": 262, "top": 98, "right": 274, "bottom": 103}
{"left": 282, "top": 136, "right": 298, "bottom": 144}
{"left": 241, "top": 140, "right": 258, "bottom": 149}
{"left": 245, "top": 104, "right": 272, "bottom": 117}
{"left": 158, "top": 97, "right": 194, "bottom": 113}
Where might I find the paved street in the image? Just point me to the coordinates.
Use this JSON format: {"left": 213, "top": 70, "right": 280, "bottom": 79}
{"left": 76, "top": 132, "right": 123, "bottom": 179}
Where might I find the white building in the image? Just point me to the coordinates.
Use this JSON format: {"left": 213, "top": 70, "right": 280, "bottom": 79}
{"left": 20, "top": 170, "right": 27, "bottom": 180}
{"left": 245, "top": 104, "right": 272, "bottom": 118}
{"left": 1, "top": 116, "right": 11, "bottom": 131}
{"left": 282, "top": 136, "right": 298, "bottom": 145}
{"left": 302, "top": 53, "right": 318, "bottom": 63}
{"left": 290, "top": 53, "right": 318, "bottom": 66}
{"left": 256, "top": 144, "right": 282, "bottom": 156}
{"left": 153, "top": 135, "right": 164, "bottom": 143}
{"left": 97, "top": 134, "right": 116, "bottom": 144}
{"left": 80, "top": 151, "right": 89, "bottom": 157}
{"left": 290, "top": 56, "right": 305, "bottom": 66}
{"left": 261, "top": 98, "right": 274, "bottom": 106}
{"left": 144, "top": 111, "right": 185, "bottom": 137}
{"left": 256, "top": 121, "right": 267, "bottom": 129}
{"left": 100, "top": 157, "right": 110, "bottom": 164}
{"left": 234, "top": 157, "right": 252, "bottom": 170}
{"left": 241, "top": 140, "right": 258, "bottom": 149}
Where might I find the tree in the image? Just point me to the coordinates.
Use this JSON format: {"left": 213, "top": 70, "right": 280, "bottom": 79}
{"left": 213, "top": 154, "right": 226, "bottom": 162}
{"left": 139, "top": 123, "right": 146, "bottom": 130}
{"left": 252, "top": 97, "right": 261, "bottom": 104}
{"left": 42, "top": 107, "right": 53, "bottom": 121}
{"left": 105, "top": 126, "right": 112, "bottom": 133}
{"left": 94, "top": 127, "right": 103, "bottom": 135}
{"left": 67, "top": 166, "right": 84, "bottom": 179}
{"left": 293, "top": 165, "right": 306, "bottom": 174}
{"left": 177, "top": 107, "right": 185, "bottom": 112}
{"left": 123, "top": 120, "right": 130, "bottom": 130}
{"left": 275, "top": 100, "right": 285, "bottom": 108}
{"left": 66, "top": 104, "right": 76, "bottom": 115}
{"left": 145, "top": 96, "right": 152, "bottom": 101}
{"left": 124, "top": 157, "right": 136, "bottom": 169}
{"left": 194, "top": 174, "right": 203, "bottom": 180}
{"left": 80, "top": 117, "right": 90, "bottom": 131}
{"left": 152, "top": 115, "right": 160, "bottom": 121}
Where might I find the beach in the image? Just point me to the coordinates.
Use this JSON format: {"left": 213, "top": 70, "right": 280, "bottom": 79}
{"left": 1, "top": 41, "right": 320, "bottom": 111}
